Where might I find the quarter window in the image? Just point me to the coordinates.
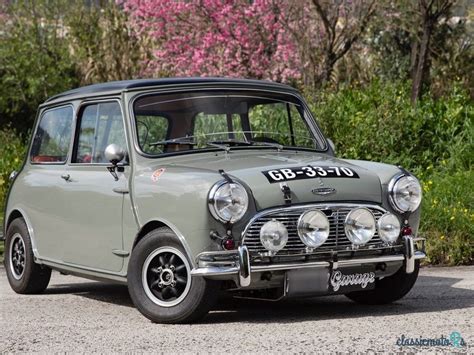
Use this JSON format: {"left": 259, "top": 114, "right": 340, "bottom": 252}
{"left": 73, "top": 102, "right": 126, "bottom": 164}
{"left": 30, "top": 106, "right": 74, "bottom": 163}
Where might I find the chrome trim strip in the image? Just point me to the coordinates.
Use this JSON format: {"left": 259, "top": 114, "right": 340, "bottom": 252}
{"left": 190, "top": 251, "right": 426, "bottom": 277}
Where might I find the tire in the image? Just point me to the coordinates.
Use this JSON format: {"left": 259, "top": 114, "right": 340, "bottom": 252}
{"left": 4, "top": 218, "right": 51, "bottom": 294}
{"left": 127, "top": 227, "right": 218, "bottom": 323}
{"left": 345, "top": 261, "right": 420, "bottom": 305}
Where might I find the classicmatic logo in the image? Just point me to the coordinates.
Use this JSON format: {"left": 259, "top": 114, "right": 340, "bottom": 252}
{"left": 396, "top": 331, "right": 467, "bottom": 348}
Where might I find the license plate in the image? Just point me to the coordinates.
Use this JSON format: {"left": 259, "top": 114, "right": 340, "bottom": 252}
{"left": 329, "top": 266, "right": 376, "bottom": 293}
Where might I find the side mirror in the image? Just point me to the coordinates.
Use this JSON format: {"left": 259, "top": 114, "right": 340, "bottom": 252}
{"left": 327, "top": 138, "right": 336, "bottom": 154}
{"left": 105, "top": 144, "right": 125, "bottom": 166}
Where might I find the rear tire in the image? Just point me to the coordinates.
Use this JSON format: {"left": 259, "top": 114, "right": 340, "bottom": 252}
{"left": 345, "top": 261, "right": 420, "bottom": 305}
{"left": 127, "top": 227, "right": 218, "bottom": 323}
{"left": 4, "top": 218, "right": 51, "bottom": 294}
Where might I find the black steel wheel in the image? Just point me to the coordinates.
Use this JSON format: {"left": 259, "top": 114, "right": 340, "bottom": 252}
{"left": 128, "top": 227, "right": 219, "bottom": 323}
{"left": 4, "top": 218, "right": 51, "bottom": 294}
{"left": 142, "top": 247, "right": 191, "bottom": 307}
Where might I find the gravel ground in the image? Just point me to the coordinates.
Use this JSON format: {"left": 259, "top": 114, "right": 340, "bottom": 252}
{"left": 1, "top": 265, "right": 473, "bottom": 353}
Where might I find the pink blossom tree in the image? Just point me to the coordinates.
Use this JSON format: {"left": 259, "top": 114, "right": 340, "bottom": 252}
{"left": 122, "top": 0, "right": 376, "bottom": 88}
{"left": 121, "top": 0, "right": 300, "bottom": 83}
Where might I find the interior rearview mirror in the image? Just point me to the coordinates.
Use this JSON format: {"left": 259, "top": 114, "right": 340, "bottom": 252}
{"left": 105, "top": 144, "right": 125, "bottom": 166}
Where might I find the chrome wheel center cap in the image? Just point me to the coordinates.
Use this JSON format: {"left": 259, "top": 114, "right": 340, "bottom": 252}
{"left": 160, "top": 269, "right": 174, "bottom": 286}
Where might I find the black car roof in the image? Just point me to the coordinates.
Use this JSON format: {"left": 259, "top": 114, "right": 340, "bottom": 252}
{"left": 45, "top": 77, "right": 298, "bottom": 104}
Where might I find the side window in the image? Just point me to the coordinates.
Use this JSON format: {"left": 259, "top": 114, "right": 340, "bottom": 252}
{"left": 30, "top": 106, "right": 74, "bottom": 163}
{"left": 73, "top": 102, "right": 126, "bottom": 164}
{"left": 194, "top": 113, "right": 243, "bottom": 147}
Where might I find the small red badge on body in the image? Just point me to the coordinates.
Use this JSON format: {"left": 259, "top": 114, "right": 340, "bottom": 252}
{"left": 151, "top": 168, "right": 166, "bottom": 182}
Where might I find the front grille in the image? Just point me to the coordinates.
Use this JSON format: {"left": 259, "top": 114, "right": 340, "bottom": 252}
{"left": 242, "top": 205, "right": 387, "bottom": 255}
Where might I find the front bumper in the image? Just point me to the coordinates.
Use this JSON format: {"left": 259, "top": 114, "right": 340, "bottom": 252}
{"left": 191, "top": 236, "right": 426, "bottom": 287}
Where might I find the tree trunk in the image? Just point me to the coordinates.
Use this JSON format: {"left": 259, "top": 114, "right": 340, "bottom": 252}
{"left": 411, "top": 19, "right": 434, "bottom": 104}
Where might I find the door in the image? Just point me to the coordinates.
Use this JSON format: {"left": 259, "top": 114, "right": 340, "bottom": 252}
{"left": 26, "top": 105, "right": 75, "bottom": 261}
{"left": 61, "top": 101, "right": 129, "bottom": 272}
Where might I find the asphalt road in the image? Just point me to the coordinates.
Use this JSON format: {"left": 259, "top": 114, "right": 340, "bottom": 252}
{"left": 1, "top": 265, "right": 473, "bottom": 353}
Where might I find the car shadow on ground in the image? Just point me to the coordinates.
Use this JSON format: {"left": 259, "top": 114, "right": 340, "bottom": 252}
{"left": 43, "top": 272, "right": 474, "bottom": 324}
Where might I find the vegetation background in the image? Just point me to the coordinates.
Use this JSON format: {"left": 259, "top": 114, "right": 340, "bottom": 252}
{"left": 0, "top": 0, "right": 472, "bottom": 264}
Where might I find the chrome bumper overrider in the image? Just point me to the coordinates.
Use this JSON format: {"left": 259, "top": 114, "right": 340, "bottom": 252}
{"left": 190, "top": 236, "right": 426, "bottom": 287}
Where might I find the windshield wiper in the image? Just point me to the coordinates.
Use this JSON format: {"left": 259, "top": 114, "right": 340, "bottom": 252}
{"left": 206, "top": 142, "right": 231, "bottom": 152}
{"left": 248, "top": 140, "right": 284, "bottom": 151}
{"left": 149, "top": 138, "right": 196, "bottom": 146}
{"left": 205, "top": 139, "right": 253, "bottom": 152}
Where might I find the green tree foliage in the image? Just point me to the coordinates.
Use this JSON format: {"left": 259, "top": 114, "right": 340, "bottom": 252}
{"left": 0, "top": 0, "right": 148, "bottom": 132}
{"left": 66, "top": 1, "right": 149, "bottom": 85}
{"left": 0, "top": 1, "right": 78, "bottom": 132}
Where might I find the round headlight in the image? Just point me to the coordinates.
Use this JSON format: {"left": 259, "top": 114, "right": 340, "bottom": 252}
{"left": 344, "top": 208, "right": 376, "bottom": 245}
{"left": 260, "top": 220, "right": 288, "bottom": 252}
{"left": 297, "top": 210, "right": 330, "bottom": 248}
{"left": 208, "top": 181, "right": 248, "bottom": 223}
{"left": 377, "top": 213, "right": 401, "bottom": 244}
{"left": 389, "top": 175, "right": 422, "bottom": 213}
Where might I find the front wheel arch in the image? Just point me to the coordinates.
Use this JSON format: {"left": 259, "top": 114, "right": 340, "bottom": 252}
{"left": 132, "top": 220, "right": 195, "bottom": 268}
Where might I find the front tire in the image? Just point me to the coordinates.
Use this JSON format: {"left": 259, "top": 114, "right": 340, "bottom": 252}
{"left": 4, "top": 218, "right": 51, "bottom": 294}
{"left": 345, "top": 261, "right": 420, "bottom": 305}
{"left": 127, "top": 227, "right": 218, "bottom": 323}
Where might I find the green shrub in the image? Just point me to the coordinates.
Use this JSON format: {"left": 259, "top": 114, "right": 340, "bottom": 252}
{"left": 310, "top": 80, "right": 473, "bottom": 173}
{"left": 0, "top": 128, "right": 27, "bottom": 213}
{"left": 420, "top": 170, "right": 473, "bottom": 265}
{"left": 310, "top": 80, "right": 473, "bottom": 265}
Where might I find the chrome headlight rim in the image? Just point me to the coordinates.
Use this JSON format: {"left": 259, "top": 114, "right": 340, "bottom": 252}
{"left": 388, "top": 174, "right": 422, "bottom": 213}
{"left": 344, "top": 207, "right": 376, "bottom": 246}
{"left": 377, "top": 212, "right": 401, "bottom": 245}
{"left": 297, "top": 209, "right": 330, "bottom": 248}
{"left": 208, "top": 180, "right": 249, "bottom": 224}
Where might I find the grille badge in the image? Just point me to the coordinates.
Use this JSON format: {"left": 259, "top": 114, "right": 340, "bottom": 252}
{"left": 312, "top": 187, "right": 336, "bottom": 195}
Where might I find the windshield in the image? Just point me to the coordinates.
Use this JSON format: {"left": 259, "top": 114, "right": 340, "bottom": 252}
{"left": 133, "top": 90, "right": 324, "bottom": 155}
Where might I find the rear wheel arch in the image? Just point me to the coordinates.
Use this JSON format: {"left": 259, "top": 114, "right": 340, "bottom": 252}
{"left": 5, "top": 209, "right": 40, "bottom": 259}
{"left": 6, "top": 209, "right": 23, "bottom": 232}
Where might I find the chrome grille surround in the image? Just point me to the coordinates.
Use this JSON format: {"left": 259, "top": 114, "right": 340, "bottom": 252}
{"left": 242, "top": 203, "right": 396, "bottom": 255}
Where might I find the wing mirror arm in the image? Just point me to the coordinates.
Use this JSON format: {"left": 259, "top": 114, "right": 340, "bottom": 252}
{"left": 105, "top": 144, "right": 126, "bottom": 181}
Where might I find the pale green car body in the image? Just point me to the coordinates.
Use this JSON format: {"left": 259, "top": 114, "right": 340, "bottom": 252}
{"left": 4, "top": 78, "right": 424, "bottom": 293}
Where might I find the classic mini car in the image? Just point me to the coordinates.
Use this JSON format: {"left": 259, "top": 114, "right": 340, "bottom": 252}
{"left": 4, "top": 78, "right": 425, "bottom": 323}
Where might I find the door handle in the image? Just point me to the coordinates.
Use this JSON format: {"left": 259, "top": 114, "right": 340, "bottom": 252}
{"left": 61, "top": 174, "right": 71, "bottom": 181}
